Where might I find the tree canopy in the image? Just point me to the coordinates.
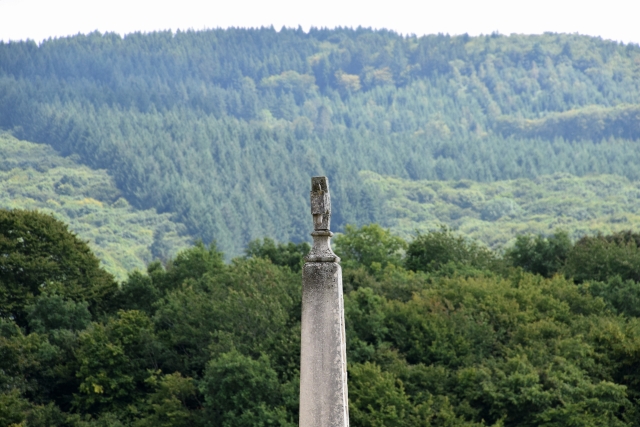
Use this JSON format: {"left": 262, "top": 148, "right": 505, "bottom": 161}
{"left": 0, "top": 209, "right": 117, "bottom": 326}
{"left": 2, "top": 212, "right": 640, "bottom": 426}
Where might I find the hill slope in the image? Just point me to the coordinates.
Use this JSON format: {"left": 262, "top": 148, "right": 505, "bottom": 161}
{"left": 1, "top": 29, "right": 640, "bottom": 253}
{"left": 362, "top": 170, "right": 640, "bottom": 248}
{"left": 0, "top": 133, "right": 191, "bottom": 280}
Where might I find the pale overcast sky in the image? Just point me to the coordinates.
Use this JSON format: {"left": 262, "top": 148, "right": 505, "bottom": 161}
{"left": 0, "top": 0, "right": 638, "bottom": 44}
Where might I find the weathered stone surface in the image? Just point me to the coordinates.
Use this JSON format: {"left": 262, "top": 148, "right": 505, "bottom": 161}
{"left": 300, "top": 262, "right": 348, "bottom": 427}
{"left": 300, "top": 176, "right": 349, "bottom": 427}
{"left": 305, "top": 231, "right": 340, "bottom": 263}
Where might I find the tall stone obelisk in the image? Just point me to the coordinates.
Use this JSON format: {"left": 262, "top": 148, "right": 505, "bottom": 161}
{"left": 300, "top": 176, "right": 349, "bottom": 427}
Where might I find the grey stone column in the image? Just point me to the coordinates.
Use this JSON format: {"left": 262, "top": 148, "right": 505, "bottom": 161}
{"left": 299, "top": 176, "right": 349, "bottom": 427}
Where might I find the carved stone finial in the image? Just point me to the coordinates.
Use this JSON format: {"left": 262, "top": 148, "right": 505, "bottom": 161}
{"left": 310, "top": 176, "right": 331, "bottom": 231}
{"left": 305, "top": 176, "right": 339, "bottom": 263}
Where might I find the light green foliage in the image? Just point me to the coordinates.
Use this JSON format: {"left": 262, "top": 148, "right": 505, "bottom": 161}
{"left": 363, "top": 171, "right": 640, "bottom": 250}
{"left": 334, "top": 224, "right": 407, "bottom": 273}
{"left": 497, "top": 104, "right": 640, "bottom": 141}
{"left": 0, "top": 134, "right": 191, "bottom": 280}
{"left": 260, "top": 71, "right": 318, "bottom": 100}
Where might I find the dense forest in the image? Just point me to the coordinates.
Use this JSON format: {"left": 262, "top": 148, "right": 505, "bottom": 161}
{"left": 4, "top": 210, "right": 640, "bottom": 426}
{"left": 1, "top": 28, "right": 640, "bottom": 254}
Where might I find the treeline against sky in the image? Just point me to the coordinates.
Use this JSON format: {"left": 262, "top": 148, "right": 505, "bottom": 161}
{"left": 5, "top": 210, "right": 640, "bottom": 426}
{"left": 1, "top": 29, "right": 640, "bottom": 253}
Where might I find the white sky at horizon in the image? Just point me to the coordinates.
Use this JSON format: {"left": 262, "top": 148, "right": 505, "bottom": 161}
{"left": 0, "top": 0, "right": 639, "bottom": 45}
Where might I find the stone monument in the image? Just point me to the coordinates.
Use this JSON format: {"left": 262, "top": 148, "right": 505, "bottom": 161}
{"left": 299, "top": 176, "right": 349, "bottom": 427}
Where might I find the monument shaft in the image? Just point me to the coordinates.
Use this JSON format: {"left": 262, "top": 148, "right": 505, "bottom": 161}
{"left": 300, "top": 177, "right": 349, "bottom": 427}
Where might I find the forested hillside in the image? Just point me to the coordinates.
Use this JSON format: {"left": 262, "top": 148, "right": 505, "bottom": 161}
{"left": 0, "top": 133, "right": 190, "bottom": 279}
{"left": 1, "top": 29, "right": 640, "bottom": 254}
